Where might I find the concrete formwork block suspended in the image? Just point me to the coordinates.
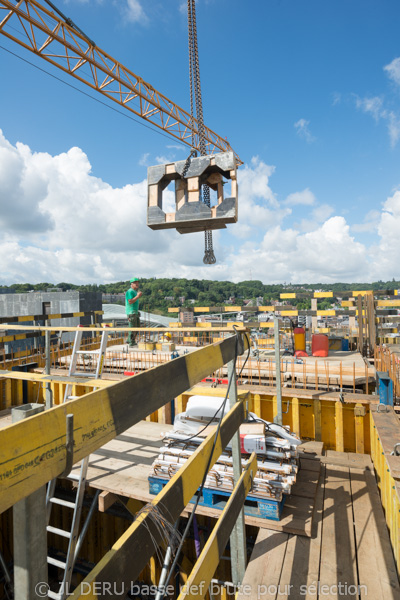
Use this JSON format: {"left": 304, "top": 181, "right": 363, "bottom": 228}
{"left": 147, "top": 151, "right": 238, "bottom": 234}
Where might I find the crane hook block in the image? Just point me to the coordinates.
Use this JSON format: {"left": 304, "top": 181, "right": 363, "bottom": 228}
{"left": 147, "top": 151, "right": 238, "bottom": 234}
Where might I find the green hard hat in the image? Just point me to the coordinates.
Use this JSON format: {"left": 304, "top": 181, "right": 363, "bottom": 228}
{"left": 130, "top": 277, "right": 139, "bottom": 282}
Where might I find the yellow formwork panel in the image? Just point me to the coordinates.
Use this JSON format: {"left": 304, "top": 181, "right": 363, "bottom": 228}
{"left": 377, "top": 300, "right": 400, "bottom": 307}
{"left": 370, "top": 412, "right": 400, "bottom": 575}
{"left": 4, "top": 374, "right": 373, "bottom": 455}
{"left": 181, "top": 387, "right": 372, "bottom": 454}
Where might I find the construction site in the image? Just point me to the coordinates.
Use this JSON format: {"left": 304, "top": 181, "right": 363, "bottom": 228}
{"left": 1, "top": 1, "right": 400, "bottom": 600}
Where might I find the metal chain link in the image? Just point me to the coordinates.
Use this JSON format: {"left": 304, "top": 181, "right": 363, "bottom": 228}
{"left": 187, "top": 0, "right": 216, "bottom": 264}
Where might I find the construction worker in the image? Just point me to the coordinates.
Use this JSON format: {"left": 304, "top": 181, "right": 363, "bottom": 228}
{"left": 126, "top": 277, "right": 142, "bottom": 347}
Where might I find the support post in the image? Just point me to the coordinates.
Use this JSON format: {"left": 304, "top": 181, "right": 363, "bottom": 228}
{"left": 311, "top": 298, "right": 318, "bottom": 332}
{"left": 33, "top": 320, "right": 38, "bottom": 350}
{"left": 45, "top": 330, "right": 52, "bottom": 409}
{"left": 227, "top": 359, "right": 246, "bottom": 585}
{"left": 91, "top": 313, "right": 96, "bottom": 338}
{"left": 12, "top": 404, "right": 47, "bottom": 600}
{"left": 274, "top": 317, "right": 283, "bottom": 425}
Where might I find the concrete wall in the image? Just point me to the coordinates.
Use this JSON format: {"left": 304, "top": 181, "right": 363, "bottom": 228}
{"left": 0, "top": 291, "right": 102, "bottom": 353}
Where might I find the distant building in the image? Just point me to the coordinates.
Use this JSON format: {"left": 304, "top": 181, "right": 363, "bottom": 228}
{"left": 180, "top": 308, "right": 195, "bottom": 324}
{"left": 0, "top": 291, "right": 102, "bottom": 353}
{"left": 102, "top": 293, "right": 125, "bottom": 304}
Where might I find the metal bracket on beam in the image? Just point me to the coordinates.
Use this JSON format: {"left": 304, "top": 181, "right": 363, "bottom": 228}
{"left": 60, "top": 414, "right": 74, "bottom": 478}
{"left": 391, "top": 443, "right": 400, "bottom": 456}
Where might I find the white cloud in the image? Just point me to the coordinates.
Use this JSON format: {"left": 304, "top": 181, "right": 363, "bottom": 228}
{"left": 2, "top": 129, "right": 400, "bottom": 285}
{"left": 166, "top": 144, "right": 186, "bottom": 151}
{"left": 123, "top": 0, "right": 147, "bottom": 23}
{"left": 384, "top": 57, "right": 400, "bottom": 86}
{"left": 155, "top": 155, "right": 173, "bottom": 164}
{"left": 352, "top": 210, "right": 380, "bottom": 233}
{"left": 235, "top": 157, "right": 291, "bottom": 234}
{"left": 312, "top": 204, "right": 334, "bottom": 222}
{"left": 284, "top": 188, "right": 316, "bottom": 206}
{"left": 232, "top": 217, "right": 368, "bottom": 283}
{"left": 139, "top": 152, "right": 150, "bottom": 166}
{"left": 387, "top": 111, "right": 400, "bottom": 146}
{"left": 355, "top": 96, "right": 384, "bottom": 121}
{"left": 294, "top": 119, "right": 315, "bottom": 143}
{"left": 354, "top": 95, "right": 400, "bottom": 147}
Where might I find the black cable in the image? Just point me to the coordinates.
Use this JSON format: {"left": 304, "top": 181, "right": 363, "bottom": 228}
{"left": 0, "top": 44, "right": 187, "bottom": 149}
{"left": 168, "top": 328, "right": 251, "bottom": 447}
{"left": 161, "top": 331, "right": 241, "bottom": 598}
{"left": 42, "top": 0, "right": 96, "bottom": 47}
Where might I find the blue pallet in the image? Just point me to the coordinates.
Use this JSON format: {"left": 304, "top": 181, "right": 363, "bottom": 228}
{"left": 148, "top": 476, "right": 286, "bottom": 521}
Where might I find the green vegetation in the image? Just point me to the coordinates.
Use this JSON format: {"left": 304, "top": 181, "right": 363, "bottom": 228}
{"left": 2, "top": 279, "right": 400, "bottom": 317}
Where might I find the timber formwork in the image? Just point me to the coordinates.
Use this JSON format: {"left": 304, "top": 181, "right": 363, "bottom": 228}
{"left": 1, "top": 329, "right": 400, "bottom": 599}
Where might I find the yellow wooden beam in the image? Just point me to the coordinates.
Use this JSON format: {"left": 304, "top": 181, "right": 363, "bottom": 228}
{"left": 69, "top": 402, "right": 246, "bottom": 599}
{"left": 292, "top": 397, "right": 300, "bottom": 437}
{"left": 177, "top": 453, "right": 257, "bottom": 600}
{"left": 0, "top": 369, "right": 111, "bottom": 388}
{"left": 313, "top": 399, "right": 322, "bottom": 441}
{"left": 354, "top": 404, "right": 365, "bottom": 454}
{"left": 377, "top": 300, "right": 400, "bottom": 307}
{"left": 3, "top": 324, "right": 247, "bottom": 333}
{"left": 335, "top": 401, "right": 344, "bottom": 452}
{"left": 0, "top": 334, "right": 248, "bottom": 513}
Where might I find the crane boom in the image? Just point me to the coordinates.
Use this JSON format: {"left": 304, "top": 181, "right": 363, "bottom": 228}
{"left": 0, "top": 0, "right": 241, "bottom": 163}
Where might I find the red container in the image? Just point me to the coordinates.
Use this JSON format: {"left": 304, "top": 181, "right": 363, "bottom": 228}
{"left": 312, "top": 334, "right": 329, "bottom": 357}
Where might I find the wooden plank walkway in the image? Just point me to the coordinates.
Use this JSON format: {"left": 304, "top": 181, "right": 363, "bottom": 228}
{"left": 238, "top": 457, "right": 400, "bottom": 600}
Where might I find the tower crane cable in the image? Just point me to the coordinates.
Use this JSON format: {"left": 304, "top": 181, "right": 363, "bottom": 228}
{"left": 42, "top": 0, "right": 95, "bottom": 47}
{"left": 187, "top": 0, "right": 216, "bottom": 265}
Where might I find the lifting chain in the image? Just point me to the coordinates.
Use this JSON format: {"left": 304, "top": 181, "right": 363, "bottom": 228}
{"left": 187, "top": 0, "right": 216, "bottom": 264}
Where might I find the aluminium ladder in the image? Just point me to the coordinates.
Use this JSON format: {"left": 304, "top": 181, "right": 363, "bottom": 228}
{"left": 46, "top": 329, "right": 109, "bottom": 600}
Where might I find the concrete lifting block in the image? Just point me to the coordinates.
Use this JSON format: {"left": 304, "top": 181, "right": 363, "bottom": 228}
{"left": 147, "top": 151, "right": 238, "bottom": 234}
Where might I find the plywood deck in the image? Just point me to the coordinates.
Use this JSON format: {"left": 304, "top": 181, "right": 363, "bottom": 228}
{"left": 76, "top": 421, "right": 320, "bottom": 536}
{"left": 237, "top": 458, "right": 400, "bottom": 600}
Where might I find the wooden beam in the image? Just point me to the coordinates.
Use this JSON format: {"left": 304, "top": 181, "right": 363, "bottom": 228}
{"left": 69, "top": 402, "right": 246, "bottom": 599}
{"left": 335, "top": 401, "right": 344, "bottom": 452}
{"left": 98, "top": 491, "right": 118, "bottom": 513}
{"left": 0, "top": 334, "right": 247, "bottom": 513}
{"left": 0, "top": 369, "right": 111, "bottom": 388}
{"left": 4, "top": 324, "right": 247, "bottom": 333}
{"left": 177, "top": 453, "right": 257, "bottom": 600}
{"left": 0, "top": 310, "right": 102, "bottom": 325}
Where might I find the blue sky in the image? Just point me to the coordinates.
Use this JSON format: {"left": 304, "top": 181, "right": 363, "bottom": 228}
{"left": 1, "top": 0, "right": 400, "bottom": 284}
